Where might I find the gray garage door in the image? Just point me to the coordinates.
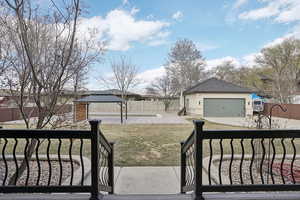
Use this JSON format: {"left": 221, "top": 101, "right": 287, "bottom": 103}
{"left": 204, "top": 98, "right": 245, "bottom": 117}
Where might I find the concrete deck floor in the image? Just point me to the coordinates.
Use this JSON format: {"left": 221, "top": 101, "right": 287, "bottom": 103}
{"left": 2, "top": 192, "right": 300, "bottom": 200}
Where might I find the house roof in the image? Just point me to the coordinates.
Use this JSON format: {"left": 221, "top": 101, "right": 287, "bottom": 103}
{"left": 81, "top": 89, "right": 141, "bottom": 97}
{"left": 74, "top": 95, "right": 125, "bottom": 103}
{"left": 183, "top": 78, "right": 253, "bottom": 95}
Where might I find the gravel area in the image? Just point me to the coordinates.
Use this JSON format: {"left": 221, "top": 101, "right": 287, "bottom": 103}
{"left": 0, "top": 160, "right": 79, "bottom": 186}
{"left": 220, "top": 159, "right": 300, "bottom": 185}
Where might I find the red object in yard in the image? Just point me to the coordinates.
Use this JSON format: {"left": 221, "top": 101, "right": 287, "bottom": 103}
{"left": 270, "top": 162, "right": 300, "bottom": 183}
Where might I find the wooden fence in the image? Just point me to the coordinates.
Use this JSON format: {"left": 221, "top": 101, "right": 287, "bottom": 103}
{"left": 263, "top": 103, "right": 300, "bottom": 120}
{"left": 0, "top": 105, "right": 72, "bottom": 122}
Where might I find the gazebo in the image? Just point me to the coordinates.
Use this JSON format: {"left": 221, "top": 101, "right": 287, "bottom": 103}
{"left": 73, "top": 95, "right": 127, "bottom": 123}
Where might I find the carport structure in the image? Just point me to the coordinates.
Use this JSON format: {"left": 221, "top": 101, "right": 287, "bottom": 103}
{"left": 73, "top": 95, "right": 127, "bottom": 123}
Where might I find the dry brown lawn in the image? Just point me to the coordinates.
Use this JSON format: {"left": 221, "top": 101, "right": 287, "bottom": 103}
{"left": 0, "top": 119, "right": 249, "bottom": 166}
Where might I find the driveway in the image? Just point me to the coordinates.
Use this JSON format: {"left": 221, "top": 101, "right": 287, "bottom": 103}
{"left": 204, "top": 116, "right": 300, "bottom": 129}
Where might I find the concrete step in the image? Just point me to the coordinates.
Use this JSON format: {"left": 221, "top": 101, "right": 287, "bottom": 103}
{"left": 104, "top": 194, "right": 192, "bottom": 200}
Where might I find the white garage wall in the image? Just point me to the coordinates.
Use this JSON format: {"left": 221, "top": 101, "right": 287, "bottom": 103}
{"left": 185, "top": 93, "right": 253, "bottom": 117}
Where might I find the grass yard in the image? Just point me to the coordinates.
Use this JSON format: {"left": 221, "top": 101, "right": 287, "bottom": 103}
{"left": 101, "top": 120, "right": 249, "bottom": 166}
{"left": 1, "top": 119, "right": 252, "bottom": 166}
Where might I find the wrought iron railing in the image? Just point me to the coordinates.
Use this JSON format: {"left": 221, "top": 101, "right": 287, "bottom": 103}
{"left": 181, "top": 120, "right": 300, "bottom": 199}
{"left": 0, "top": 120, "right": 113, "bottom": 200}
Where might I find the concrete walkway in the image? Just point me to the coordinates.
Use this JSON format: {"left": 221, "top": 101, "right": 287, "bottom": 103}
{"left": 89, "top": 113, "right": 190, "bottom": 125}
{"left": 85, "top": 167, "right": 209, "bottom": 194}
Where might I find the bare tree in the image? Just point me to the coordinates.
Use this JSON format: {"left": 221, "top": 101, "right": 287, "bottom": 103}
{"left": 146, "top": 75, "right": 176, "bottom": 111}
{"left": 256, "top": 38, "right": 300, "bottom": 103}
{"left": 165, "top": 39, "right": 206, "bottom": 92}
{"left": 213, "top": 60, "right": 236, "bottom": 81}
{"left": 165, "top": 39, "right": 206, "bottom": 108}
{"left": 101, "top": 56, "right": 139, "bottom": 100}
{"left": 0, "top": 0, "right": 104, "bottom": 183}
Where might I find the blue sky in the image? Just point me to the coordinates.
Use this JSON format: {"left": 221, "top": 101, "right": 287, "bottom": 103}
{"left": 81, "top": 0, "right": 300, "bottom": 91}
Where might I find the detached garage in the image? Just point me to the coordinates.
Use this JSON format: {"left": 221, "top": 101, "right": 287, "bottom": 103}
{"left": 183, "top": 78, "right": 253, "bottom": 118}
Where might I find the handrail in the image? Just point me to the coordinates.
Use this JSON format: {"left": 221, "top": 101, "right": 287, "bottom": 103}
{"left": 180, "top": 120, "right": 300, "bottom": 200}
{"left": 0, "top": 129, "right": 92, "bottom": 139}
{"left": 181, "top": 130, "right": 195, "bottom": 153}
{"left": 201, "top": 129, "right": 300, "bottom": 139}
{"left": 98, "top": 130, "right": 113, "bottom": 153}
{"left": 0, "top": 120, "right": 114, "bottom": 200}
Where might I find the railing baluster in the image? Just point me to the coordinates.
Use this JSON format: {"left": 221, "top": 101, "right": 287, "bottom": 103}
{"left": 47, "top": 138, "right": 52, "bottom": 186}
{"left": 208, "top": 139, "right": 213, "bottom": 185}
{"left": 104, "top": 153, "right": 109, "bottom": 186}
{"left": 260, "top": 138, "right": 265, "bottom": 184}
{"left": 240, "top": 138, "right": 244, "bottom": 184}
{"left": 57, "top": 139, "right": 63, "bottom": 186}
{"left": 108, "top": 142, "right": 114, "bottom": 194}
{"left": 0, "top": 125, "right": 113, "bottom": 197}
{"left": 36, "top": 139, "right": 41, "bottom": 186}
{"left": 180, "top": 142, "right": 186, "bottom": 193}
{"left": 229, "top": 139, "right": 234, "bottom": 185}
{"left": 80, "top": 139, "right": 85, "bottom": 186}
{"left": 187, "top": 151, "right": 193, "bottom": 186}
{"left": 291, "top": 138, "right": 296, "bottom": 184}
{"left": 24, "top": 138, "right": 30, "bottom": 186}
{"left": 270, "top": 138, "right": 276, "bottom": 184}
{"left": 191, "top": 145, "right": 196, "bottom": 185}
{"left": 100, "top": 148, "right": 105, "bottom": 186}
{"left": 218, "top": 139, "right": 223, "bottom": 185}
{"left": 280, "top": 138, "right": 286, "bottom": 184}
{"left": 2, "top": 138, "right": 8, "bottom": 186}
{"left": 250, "top": 138, "right": 255, "bottom": 184}
{"left": 69, "top": 139, "right": 74, "bottom": 186}
{"left": 13, "top": 138, "right": 18, "bottom": 185}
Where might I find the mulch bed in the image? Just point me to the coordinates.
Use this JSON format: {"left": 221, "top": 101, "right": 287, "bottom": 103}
{"left": 219, "top": 159, "right": 300, "bottom": 185}
{"left": 0, "top": 160, "right": 80, "bottom": 186}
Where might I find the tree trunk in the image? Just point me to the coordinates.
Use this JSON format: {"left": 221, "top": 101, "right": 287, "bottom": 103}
{"left": 8, "top": 139, "right": 38, "bottom": 185}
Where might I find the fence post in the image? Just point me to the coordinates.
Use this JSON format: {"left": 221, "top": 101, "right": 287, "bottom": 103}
{"left": 108, "top": 142, "right": 114, "bottom": 194}
{"left": 89, "top": 120, "right": 102, "bottom": 200}
{"left": 180, "top": 141, "right": 186, "bottom": 194}
{"left": 194, "top": 120, "right": 205, "bottom": 200}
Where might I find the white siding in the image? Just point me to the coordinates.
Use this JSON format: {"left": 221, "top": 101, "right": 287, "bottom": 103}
{"left": 185, "top": 93, "right": 253, "bottom": 117}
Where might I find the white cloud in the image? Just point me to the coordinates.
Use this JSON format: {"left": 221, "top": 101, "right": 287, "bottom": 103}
{"left": 241, "top": 53, "right": 260, "bottom": 66}
{"left": 263, "top": 25, "right": 300, "bottom": 48}
{"left": 172, "top": 11, "right": 183, "bottom": 21}
{"left": 135, "top": 67, "right": 166, "bottom": 92}
{"left": 206, "top": 56, "right": 241, "bottom": 69}
{"left": 122, "top": 0, "right": 129, "bottom": 5}
{"left": 239, "top": 0, "right": 300, "bottom": 23}
{"left": 130, "top": 7, "right": 140, "bottom": 15}
{"left": 206, "top": 54, "right": 260, "bottom": 70}
{"left": 78, "top": 9, "right": 170, "bottom": 51}
{"left": 233, "top": 0, "right": 248, "bottom": 9}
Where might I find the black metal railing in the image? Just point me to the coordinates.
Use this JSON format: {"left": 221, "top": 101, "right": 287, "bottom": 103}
{"left": 0, "top": 120, "right": 113, "bottom": 200}
{"left": 181, "top": 120, "right": 300, "bottom": 200}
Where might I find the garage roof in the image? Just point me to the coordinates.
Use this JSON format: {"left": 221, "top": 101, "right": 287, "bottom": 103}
{"left": 74, "top": 95, "right": 125, "bottom": 103}
{"left": 183, "top": 78, "right": 253, "bottom": 95}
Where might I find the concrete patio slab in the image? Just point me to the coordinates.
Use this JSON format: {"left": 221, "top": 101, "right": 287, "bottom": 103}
{"left": 115, "top": 167, "right": 180, "bottom": 194}
{"left": 172, "top": 166, "right": 210, "bottom": 185}
{"left": 84, "top": 167, "right": 121, "bottom": 185}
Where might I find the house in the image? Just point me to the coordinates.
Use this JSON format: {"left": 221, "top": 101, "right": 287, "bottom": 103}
{"left": 183, "top": 78, "right": 253, "bottom": 117}
{"left": 77, "top": 89, "right": 142, "bottom": 101}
